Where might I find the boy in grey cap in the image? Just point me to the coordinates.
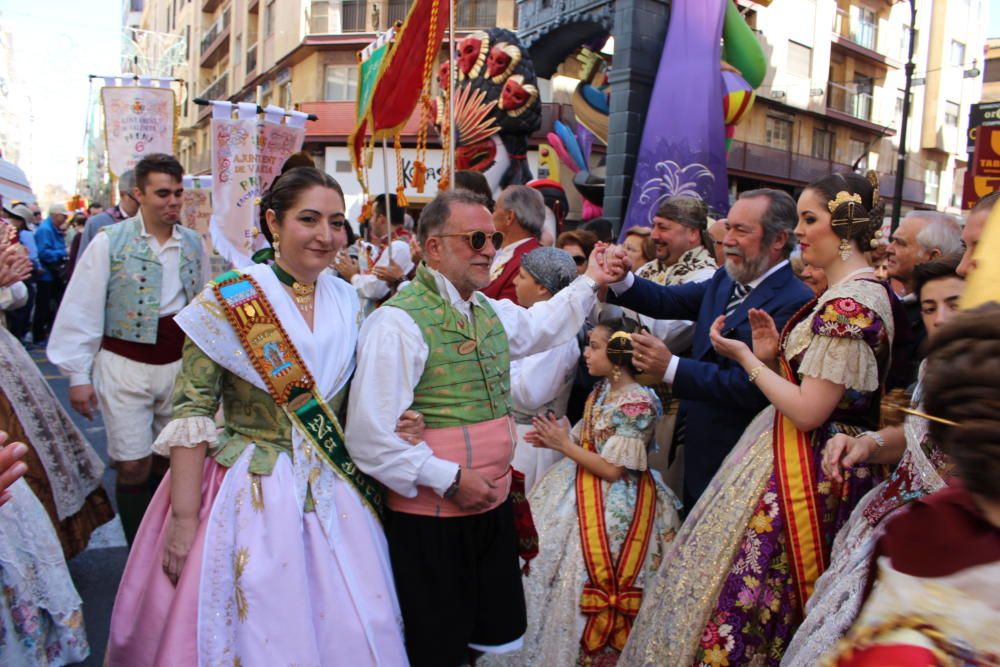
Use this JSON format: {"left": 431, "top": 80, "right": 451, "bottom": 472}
{"left": 511, "top": 246, "right": 582, "bottom": 491}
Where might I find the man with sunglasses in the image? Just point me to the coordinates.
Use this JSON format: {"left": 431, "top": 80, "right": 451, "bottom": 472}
{"left": 346, "top": 189, "right": 627, "bottom": 667}
{"left": 76, "top": 169, "right": 139, "bottom": 259}
{"left": 48, "top": 154, "right": 210, "bottom": 546}
{"left": 481, "top": 185, "right": 545, "bottom": 304}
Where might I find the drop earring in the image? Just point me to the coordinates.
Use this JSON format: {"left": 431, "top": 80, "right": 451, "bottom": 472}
{"left": 611, "top": 366, "right": 621, "bottom": 383}
{"left": 839, "top": 237, "right": 853, "bottom": 262}
{"left": 274, "top": 233, "right": 281, "bottom": 261}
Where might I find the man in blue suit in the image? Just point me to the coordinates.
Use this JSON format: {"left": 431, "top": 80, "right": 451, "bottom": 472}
{"left": 607, "top": 189, "right": 814, "bottom": 510}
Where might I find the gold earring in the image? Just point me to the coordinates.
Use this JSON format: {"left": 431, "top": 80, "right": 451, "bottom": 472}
{"left": 274, "top": 233, "right": 281, "bottom": 260}
{"left": 839, "top": 237, "right": 852, "bottom": 262}
{"left": 611, "top": 366, "right": 621, "bottom": 383}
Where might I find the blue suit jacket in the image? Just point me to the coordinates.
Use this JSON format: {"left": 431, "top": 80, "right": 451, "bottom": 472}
{"left": 610, "top": 263, "right": 814, "bottom": 508}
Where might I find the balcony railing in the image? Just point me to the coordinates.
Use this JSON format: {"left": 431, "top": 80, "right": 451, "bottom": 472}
{"left": 342, "top": 1, "right": 367, "bottom": 32}
{"left": 201, "top": 8, "right": 231, "bottom": 56}
{"left": 246, "top": 43, "right": 257, "bottom": 75}
{"left": 201, "top": 72, "right": 229, "bottom": 101}
{"left": 833, "top": 8, "right": 878, "bottom": 51}
{"left": 827, "top": 81, "right": 874, "bottom": 122}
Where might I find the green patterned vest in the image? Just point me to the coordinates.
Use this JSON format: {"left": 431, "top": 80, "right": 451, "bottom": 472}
{"left": 104, "top": 216, "right": 204, "bottom": 343}
{"left": 385, "top": 265, "right": 511, "bottom": 427}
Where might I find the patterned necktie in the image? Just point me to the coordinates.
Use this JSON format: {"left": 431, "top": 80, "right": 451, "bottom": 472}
{"left": 725, "top": 282, "right": 751, "bottom": 317}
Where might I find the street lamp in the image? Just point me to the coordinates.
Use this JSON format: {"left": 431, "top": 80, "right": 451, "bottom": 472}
{"left": 891, "top": 0, "right": 917, "bottom": 232}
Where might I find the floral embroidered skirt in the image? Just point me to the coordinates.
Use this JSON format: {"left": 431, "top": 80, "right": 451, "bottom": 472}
{"left": 620, "top": 408, "right": 881, "bottom": 667}
{"left": 0, "top": 479, "right": 89, "bottom": 666}
{"left": 107, "top": 445, "right": 407, "bottom": 667}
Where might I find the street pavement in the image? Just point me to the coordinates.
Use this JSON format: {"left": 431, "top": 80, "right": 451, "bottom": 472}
{"left": 26, "top": 345, "right": 128, "bottom": 667}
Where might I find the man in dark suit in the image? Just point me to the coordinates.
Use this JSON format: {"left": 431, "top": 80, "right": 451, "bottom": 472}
{"left": 481, "top": 185, "right": 544, "bottom": 304}
{"left": 607, "top": 189, "right": 814, "bottom": 509}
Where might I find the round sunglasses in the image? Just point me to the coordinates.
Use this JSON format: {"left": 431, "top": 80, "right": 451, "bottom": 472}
{"left": 434, "top": 230, "right": 505, "bottom": 251}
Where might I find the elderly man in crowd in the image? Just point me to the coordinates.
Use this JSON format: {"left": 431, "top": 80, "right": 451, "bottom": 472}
{"left": 885, "top": 210, "right": 962, "bottom": 388}
{"left": 482, "top": 185, "right": 546, "bottom": 304}
{"left": 606, "top": 189, "right": 813, "bottom": 509}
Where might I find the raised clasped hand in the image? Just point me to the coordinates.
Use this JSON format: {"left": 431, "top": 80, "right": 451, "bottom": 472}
{"left": 585, "top": 242, "right": 629, "bottom": 285}
{"left": 525, "top": 413, "right": 572, "bottom": 454}
{"left": 748, "top": 308, "right": 780, "bottom": 365}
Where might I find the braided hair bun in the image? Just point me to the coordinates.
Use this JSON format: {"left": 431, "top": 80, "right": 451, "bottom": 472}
{"left": 922, "top": 302, "right": 1000, "bottom": 501}
{"left": 805, "top": 170, "right": 885, "bottom": 250}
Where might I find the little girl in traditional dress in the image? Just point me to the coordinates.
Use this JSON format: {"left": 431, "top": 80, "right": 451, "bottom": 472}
{"left": 488, "top": 318, "right": 681, "bottom": 666}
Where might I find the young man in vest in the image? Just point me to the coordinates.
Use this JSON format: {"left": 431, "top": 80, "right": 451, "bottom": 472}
{"left": 48, "top": 153, "right": 209, "bottom": 545}
{"left": 345, "top": 189, "right": 626, "bottom": 667}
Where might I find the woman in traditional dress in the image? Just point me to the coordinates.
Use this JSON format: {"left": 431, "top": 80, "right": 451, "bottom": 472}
{"left": 828, "top": 303, "right": 1000, "bottom": 665}
{"left": 781, "top": 258, "right": 963, "bottom": 666}
{"left": 107, "top": 167, "right": 409, "bottom": 666}
{"left": 620, "top": 171, "right": 895, "bottom": 666}
{"left": 487, "top": 317, "right": 681, "bottom": 666}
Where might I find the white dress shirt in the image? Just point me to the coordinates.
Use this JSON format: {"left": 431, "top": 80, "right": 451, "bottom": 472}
{"left": 0, "top": 282, "right": 28, "bottom": 312}
{"left": 351, "top": 239, "right": 413, "bottom": 303}
{"left": 489, "top": 237, "right": 533, "bottom": 281}
{"left": 48, "top": 215, "right": 212, "bottom": 386}
{"left": 610, "top": 259, "right": 790, "bottom": 384}
{"left": 345, "top": 267, "right": 597, "bottom": 498}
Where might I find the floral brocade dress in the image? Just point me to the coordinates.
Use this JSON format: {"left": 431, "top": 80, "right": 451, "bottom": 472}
{"left": 620, "top": 278, "right": 894, "bottom": 667}
{"left": 485, "top": 382, "right": 682, "bottom": 667}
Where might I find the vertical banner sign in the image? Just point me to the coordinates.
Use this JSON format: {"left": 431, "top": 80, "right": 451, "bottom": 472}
{"left": 181, "top": 174, "right": 227, "bottom": 273}
{"left": 620, "top": 0, "right": 730, "bottom": 236}
{"left": 209, "top": 103, "right": 307, "bottom": 267}
{"left": 101, "top": 81, "right": 176, "bottom": 179}
{"left": 962, "top": 125, "right": 1000, "bottom": 210}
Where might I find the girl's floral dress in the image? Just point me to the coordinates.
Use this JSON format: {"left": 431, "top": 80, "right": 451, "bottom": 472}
{"left": 483, "top": 381, "right": 681, "bottom": 667}
{"left": 621, "top": 278, "right": 895, "bottom": 667}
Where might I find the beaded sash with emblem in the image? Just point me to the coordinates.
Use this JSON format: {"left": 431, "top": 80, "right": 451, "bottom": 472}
{"left": 211, "top": 271, "right": 382, "bottom": 518}
{"left": 576, "top": 389, "right": 657, "bottom": 654}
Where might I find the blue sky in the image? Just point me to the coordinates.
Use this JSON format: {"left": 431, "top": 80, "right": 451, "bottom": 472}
{"left": 1, "top": 0, "right": 120, "bottom": 196}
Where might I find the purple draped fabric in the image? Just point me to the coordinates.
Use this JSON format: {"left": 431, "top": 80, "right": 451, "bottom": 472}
{"left": 620, "top": 0, "right": 730, "bottom": 238}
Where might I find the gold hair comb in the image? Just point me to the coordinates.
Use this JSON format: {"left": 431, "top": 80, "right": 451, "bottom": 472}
{"left": 899, "top": 406, "right": 960, "bottom": 427}
{"left": 828, "top": 191, "right": 862, "bottom": 214}
{"left": 608, "top": 331, "right": 634, "bottom": 352}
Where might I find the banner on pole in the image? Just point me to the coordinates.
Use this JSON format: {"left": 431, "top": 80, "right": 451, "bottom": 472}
{"left": 209, "top": 102, "right": 307, "bottom": 267}
{"left": 101, "top": 85, "right": 177, "bottom": 178}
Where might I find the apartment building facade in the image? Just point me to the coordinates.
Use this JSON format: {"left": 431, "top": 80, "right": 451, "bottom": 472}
{"left": 731, "top": 0, "right": 986, "bottom": 215}
{"left": 138, "top": 0, "right": 518, "bottom": 200}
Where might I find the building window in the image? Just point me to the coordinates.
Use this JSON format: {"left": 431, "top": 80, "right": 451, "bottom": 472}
{"left": 456, "top": 0, "right": 496, "bottom": 29}
{"left": 387, "top": 0, "right": 413, "bottom": 24}
{"left": 764, "top": 116, "right": 792, "bottom": 151}
{"left": 950, "top": 40, "right": 966, "bottom": 67}
{"left": 265, "top": 0, "right": 276, "bottom": 37}
{"left": 849, "top": 138, "right": 868, "bottom": 170}
{"left": 280, "top": 81, "right": 293, "bottom": 109}
{"left": 787, "top": 41, "right": 812, "bottom": 79}
{"left": 812, "top": 128, "right": 833, "bottom": 160}
{"left": 925, "top": 160, "right": 941, "bottom": 204}
{"left": 324, "top": 65, "right": 358, "bottom": 101}
{"left": 945, "top": 101, "right": 960, "bottom": 127}
{"left": 850, "top": 5, "right": 877, "bottom": 50}
{"left": 341, "top": 0, "right": 367, "bottom": 32}
{"left": 310, "top": 0, "right": 329, "bottom": 33}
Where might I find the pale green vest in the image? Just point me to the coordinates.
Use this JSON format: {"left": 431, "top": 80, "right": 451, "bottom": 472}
{"left": 385, "top": 265, "right": 511, "bottom": 428}
{"left": 103, "top": 216, "right": 204, "bottom": 344}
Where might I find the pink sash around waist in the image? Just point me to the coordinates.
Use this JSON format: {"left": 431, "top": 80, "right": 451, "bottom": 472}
{"left": 387, "top": 415, "right": 515, "bottom": 518}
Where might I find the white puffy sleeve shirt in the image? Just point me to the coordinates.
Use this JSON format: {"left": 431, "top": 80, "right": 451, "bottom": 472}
{"left": 345, "top": 268, "right": 596, "bottom": 498}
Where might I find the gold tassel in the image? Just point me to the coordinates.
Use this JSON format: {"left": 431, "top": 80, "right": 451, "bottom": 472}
{"left": 412, "top": 160, "right": 427, "bottom": 192}
{"left": 359, "top": 200, "right": 373, "bottom": 223}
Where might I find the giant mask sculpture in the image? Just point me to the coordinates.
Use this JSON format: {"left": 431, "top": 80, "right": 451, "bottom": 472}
{"left": 434, "top": 27, "right": 542, "bottom": 195}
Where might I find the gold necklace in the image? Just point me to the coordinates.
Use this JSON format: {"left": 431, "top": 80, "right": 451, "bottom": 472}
{"left": 272, "top": 262, "right": 316, "bottom": 307}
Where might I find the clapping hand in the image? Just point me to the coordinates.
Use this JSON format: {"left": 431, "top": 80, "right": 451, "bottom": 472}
{"left": 748, "top": 309, "right": 780, "bottom": 366}
{"left": 332, "top": 251, "right": 359, "bottom": 281}
{"left": 0, "top": 244, "right": 32, "bottom": 289}
{"left": 0, "top": 431, "right": 28, "bottom": 507}
{"left": 373, "top": 260, "right": 405, "bottom": 285}
{"left": 708, "top": 315, "right": 754, "bottom": 363}
{"left": 525, "top": 413, "right": 573, "bottom": 454}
